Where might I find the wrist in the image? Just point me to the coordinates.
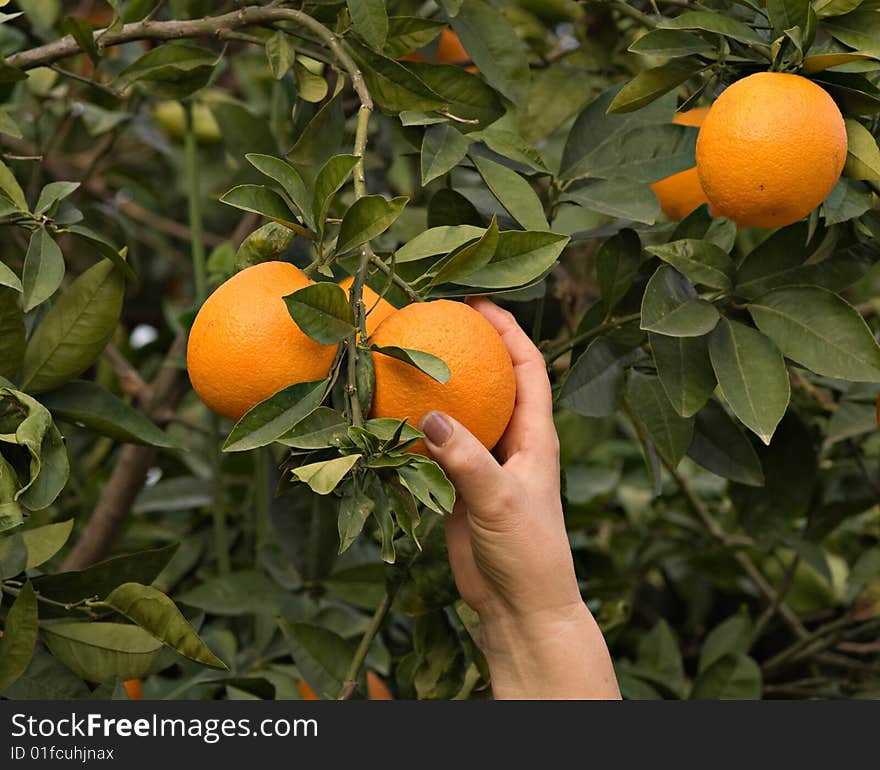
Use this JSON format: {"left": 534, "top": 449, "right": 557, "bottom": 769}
{"left": 478, "top": 602, "right": 620, "bottom": 700}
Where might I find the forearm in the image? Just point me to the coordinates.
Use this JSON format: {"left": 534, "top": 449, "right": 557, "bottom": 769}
{"left": 479, "top": 603, "right": 621, "bottom": 700}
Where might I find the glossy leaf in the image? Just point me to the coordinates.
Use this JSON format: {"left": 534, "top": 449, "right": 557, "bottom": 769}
{"left": 220, "top": 185, "right": 302, "bottom": 231}
{"left": 22, "top": 228, "right": 64, "bottom": 313}
{"left": 40, "top": 380, "right": 178, "bottom": 448}
{"left": 371, "top": 345, "right": 451, "bottom": 384}
{"left": 471, "top": 154, "right": 548, "bottom": 231}
{"left": 421, "top": 123, "right": 470, "bottom": 185}
{"left": 20, "top": 259, "right": 124, "bottom": 393}
{"left": 657, "top": 11, "right": 765, "bottom": 44}
{"left": 338, "top": 480, "right": 375, "bottom": 554}
{"left": 455, "top": 231, "right": 568, "bottom": 289}
{"left": 640, "top": 266, "right": 720, "bottom": 337}
{"left": 559, "top": 338, "right": 631, "bottom": 417}
{"left": 277, "top": 407, "right": 348, "bottom": 449}
{"left": 336, "top": 195, "right": 408, "bottom": 254}
{"left": 687, "top": 400, "right": 764, "bottom": 487}
{"left": 650, "top": 332, "right": 715, "bottom": 418}
{"left": 397, "top": 458, "right": 455, "bottom": 514}
{"left": 404, "top": 62, "right": 505, "bottom": 128}
{"left": 292, "top": 454, "right": 362, "bottom": 495}
{"left": 626, "top": 371, "right": 694, "bottom": 467}
{"left": 284, "top": 282, "right": 355, "bottom": 344}
{"left": 596, "top": 229, "right": 641, "bottom": 311}
{"left": 748, "top": 287, "right": 880, "bottom": 382}
{"left": 312, "top": 154, "right": 360, "bottom": 239}
{"left": 265, "top": 30, "right": 296, "bottom": 79}
{"left": 608, "top": 63, "right": 705, "bottom": 114}
{"left": 395, "top": 225, "right": 484, "bottom": 263}
{"left": 563, "top": 179, "right": 661, "bottom": 225}
{"left": 224, "top": 379, "right": 328, "bottom": 452}
{"left": 245, "top": 153, "right": 312, "bottom": 229}
{"left": 629, "top": 29, "right": 715, "bottom": 58}
{"left": 708, "top": 319, "right": 790, "bottom": 445}
{"left": 0, "top": 519, "right": 72, "bottom": 569}
{"left": 0, "top": 287, "right": 25, "bottom": 379}
{"left": 843, "top": 118, "right": 880, "bottom": 180}
{"left": 0, "top": 582, "right": 38, "bottom": 692}
{"left": 646, "top": 239, "right": 734, "bottom": 291}
{"left": 103, "top": 582, "right": 226, "bottom": 668}
{"left": 347, "top": 0, "right": 388, "bottom": 50}
{"left": 116, "top": 44, "right": 217, "bottom": 98}
{"left": 430, "top": 216, "right": 498, "bottom": 286}
{"left": 279, "top": 621, "right": 353, "bottom": 699}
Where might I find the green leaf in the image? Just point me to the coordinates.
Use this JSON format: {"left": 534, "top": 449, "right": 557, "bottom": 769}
{"left": 395, "top": 225, "right": 484, "bottom": 263}
{"left": 646, "top": 239, "right": 734, "bottom": 291}
{"left": 286, "top": 93, "right": 346, "bottom": 176}
{"left": 0, "top": 533, "right": 26, "bottom": 578}
{"left": 596, "top": 229, "right": 641, "bottom": 311}
{"left": 178, "top": 570, "right": 287, "bottom": 616}
{"left": 650, "top": 332, "right": 715, "bottom": 418}
{"left": 421, "top": 123, "right": 471, "bottom": 185}
{"left": 347, "top": 0, "right": 388, "bottom": 50}
{"left": 561, "top": 86, "right": 691, "bottom": 182}
{"left": 397, "top": 458, "right": 455, "bottom": 514}
{"left": 347, "top": 39, "right": 447, "bottom": 113}
{"left": 430, "top": 216, "right": 498, "bottom": 286}
{"left": 813, "top": 0, "right": 868, "bottom": 18}
{"left": 687, "top": 400, "right": 764, "bottom": 487}
{"left": 822, "top": 10, "right": 880, "bottom": 52}
{"left": 801, "top": 51, "right": 879, "bottom": 74}
{"left": 608, "top": 63, "right": 705, "bottom": 114}
{"left": 20, "top": 258, "right": 124, "bottom": 393}
{"left": 690, "top": 654, "right": 762, "bottom": 700}
{"left": 66, "top": 224, "right": 135, "bottom": 282}
{"left": 657, "top": 11, "right": 766, "bottom": 45}
{"left": 292, "top": 454, "right": 362, "bottom": 495}
{"left": 626, "top": 371, "right": 694, "bottom": 467}
{"left": 0, "top": 645, "right": 90, "bottom": 700}
{"left": 312, "top": 154, "right": 360, "bottom": 239}
{"left": 0, "top": 519, "right": 72, "bottom": 569}
{"left": 265, "top": 29, "right": 296, "bottom": 79}
{"left": 41, "top": 622, "right": 162, "bottom": 683}
{"left": 412, "top": 610, "right": 467, "bottom": 699}
{"left": 293, "top": 60, "right": 329, "bottom": 104}
{"left": 278, "top": 407, "right": 348, "bottom": 449}
{"left": 456, "top": 231, "right": 568, "bottom": 289}
{"left": 224, "top": 379, "right": 327, "bottom": 452}
{"left": 640, "top": 265, "right": 720, "bottom": 337}
{"left": 279, "top": 621, "right": 353, "bottom": 699}
{"left": 0, "top": 288, "right": 25, "bottom": 380}
{"left": 629, "top": 29, "right": 715, "bottom": 58}
{"left": 447, "top": 0, "right": 530, "bottom": 107}
{"left": 219, "top": 185, "right": 302, "bottom": 231}
{"left": 0, "top": 582, "right": 38, "bottom": 692}
{"left": 371, "top": 345, "right": 451, "bottom": 384}
{"left": 471, "top": 154, "right": 548, "bottom": 231}
{"left": 637, "top": 619, "right": 685, "bottom": 697}
{"left": 562, "top": 179, "right": 661, "bottom": 225}
{"left": 0, "top": 260, "right": 21, "bottom": 292}
{"left": 0, "top": 453, "right": 23, "bottom": 534}
{"left": 748, "top": 286, "right": 880, "bottom": 382}
{"left": 403, "top": 62, "right": 505, "bottom": 128}
{"left": 338, "top": 480, "right": 375, "bottom": 554}
{"left": 245, "top": 154, "right": 312, "bottom": 229}
{"left": 384, "top": 16, "right": 446, "bottom": 57}
{"left": 0, "top": 158, "right": 27, "bottom": 211}
{"left": 284, "top": 283, "right": 355, "bottom": 344}
{"left": 235, "top": 222, "right": 296, "bottom": 271}
{"left": 336, "top": 195, "right": 408, "bottom": 254}
{"left": 35, "top": 180, "right": 79, "bottom": 215}
{"left": 559, "top": 338, "right": 631, "bottom": 417}
{"left": 699, "top": 609, "right": 753, "bottom": 673}
{"left": 116, "top": 43, "right": 217, "bottom": 98}
{"left": 767, "top": 0, "right": 811, "bottom": 36}
{"left": 843, "top": 119, "right": 880, "bottom": 180}
{"left": 39, "top": 380, "right": 179, "bottom": 448}
{"left": 32, "top": 544, "right": 179, "bottom": 605}
{"left": 63, "top": 16, "right": 99, "bottom": 64}
{"left": 103, "top": 582, "right": 226, "bottom": 669}
{"left": 708, "top": 318, "right": 790, "bottom": 445}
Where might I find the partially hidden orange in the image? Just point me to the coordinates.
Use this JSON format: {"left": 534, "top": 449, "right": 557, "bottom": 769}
{"left": 650, "top": 107, "right": 711, "bottom": 222}
{"left": 338, "top": 276, "right": 397, "bottom": 337}
{"left": 370, "top": 300, "right": 516, "bottom": 454}
{"left": 696, "top": 72, "right": 847, "bottom": 229}
{"left": 187, "top": 261, "right": 336, "bottom": 421}
{"left": 123, "top": 679, "right": 143, "bottom": 700}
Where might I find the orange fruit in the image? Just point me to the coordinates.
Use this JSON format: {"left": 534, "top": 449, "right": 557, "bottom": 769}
{"left": 297, "top": 680, "right": 320, "bottom": 700}
{"left": 187, "top": 261, "right": 336, "bottom": 421}
{"left": 696, "top": 73, "right": 847, "bottom": 229}
{"left": 650, "top": 107, "right": 711, "bottom": 222}
{"left": 436, "top": 29, "right": 470, "bottom": 64}
{"left": 123, "top": 679, "right": 143, "bottom": 700}
{"left": 370, "top": 300, "right": 516, "bottom": 454}
{"left": 366, "top": 671, "right": 394, "bottom": 700}
{"left": 338, "top": 276, "right": 397, "bottom": 337}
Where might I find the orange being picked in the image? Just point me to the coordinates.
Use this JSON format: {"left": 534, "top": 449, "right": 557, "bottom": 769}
{"left": 370, "top": 300, "right": 516, "bottom": 454}
{"left": 650, "top": 107, "right": 711, "bottom": 222}
{"left": 696, "top": 72, "right": 847, "bottom": 229}
{"left": 123, "top": 679, "right": 143, "bottom": 700}
{"left": 187, "top": 261, "right": 336, "bottom": 421}
{"left": 338, "top": 276, "right": 397, "bottom": 337}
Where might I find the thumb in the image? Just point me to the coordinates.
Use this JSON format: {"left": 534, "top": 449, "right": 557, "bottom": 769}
{"left": 420, "top": 411, "right": 506, "bottom": 515}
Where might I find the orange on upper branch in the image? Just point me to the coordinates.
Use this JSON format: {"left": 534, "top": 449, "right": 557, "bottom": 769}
{"left": 187, "top": 261, "right": 336, "bottom": 421}
{"left": 338, "top": 276, "right": 397, "bottom": 337}
{"left": 650, "top": 107, "right": 712, "bottom": 222}
{"left": 370, "top": 300, "right": 516, "bottom": 455}
{"left": 696, "top": 73, "right": 847, "bottom": 229}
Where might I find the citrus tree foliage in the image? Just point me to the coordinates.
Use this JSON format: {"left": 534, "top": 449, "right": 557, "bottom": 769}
{"left": 1, "top": 0, "right": 880, "bottom": 701}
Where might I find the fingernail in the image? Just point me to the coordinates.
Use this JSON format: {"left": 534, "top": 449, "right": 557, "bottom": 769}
{"left": 421, "top": 411, "right": 453, "bottom": 446}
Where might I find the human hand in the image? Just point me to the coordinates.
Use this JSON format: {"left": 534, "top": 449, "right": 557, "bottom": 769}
{"left": 419, "top": 298, "right": 620, "bottom": 700}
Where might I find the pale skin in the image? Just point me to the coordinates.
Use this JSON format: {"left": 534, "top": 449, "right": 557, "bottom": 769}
{"left": 419, "top": 298, "right": 621, "bottom": 700}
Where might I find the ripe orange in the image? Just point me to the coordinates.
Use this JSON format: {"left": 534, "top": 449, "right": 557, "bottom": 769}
{"left": 297, "top": 680, "right": 320, "bottom": 700}
{"left": 338, "top": 276, "right": 397, "bottom": 337}
{"left": 696, "top": 73, "right": 847, "bottom": 229}
{"left": 187, "top": 261, "right": 336, "bottom": 421}
{"left": 123, "top": 679, "right": 143, "bottom": 700}
{"left": 366, "top": 671, "right": 394, "bottom": 700}
{"left": 650, "top": 107, "right": 711, "bottom": 222}
{"left": 436, "top": 29, "right": 470, "bottom": 64}
{"left": 370, "top": 300, "right": 516, "bottom": 454}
